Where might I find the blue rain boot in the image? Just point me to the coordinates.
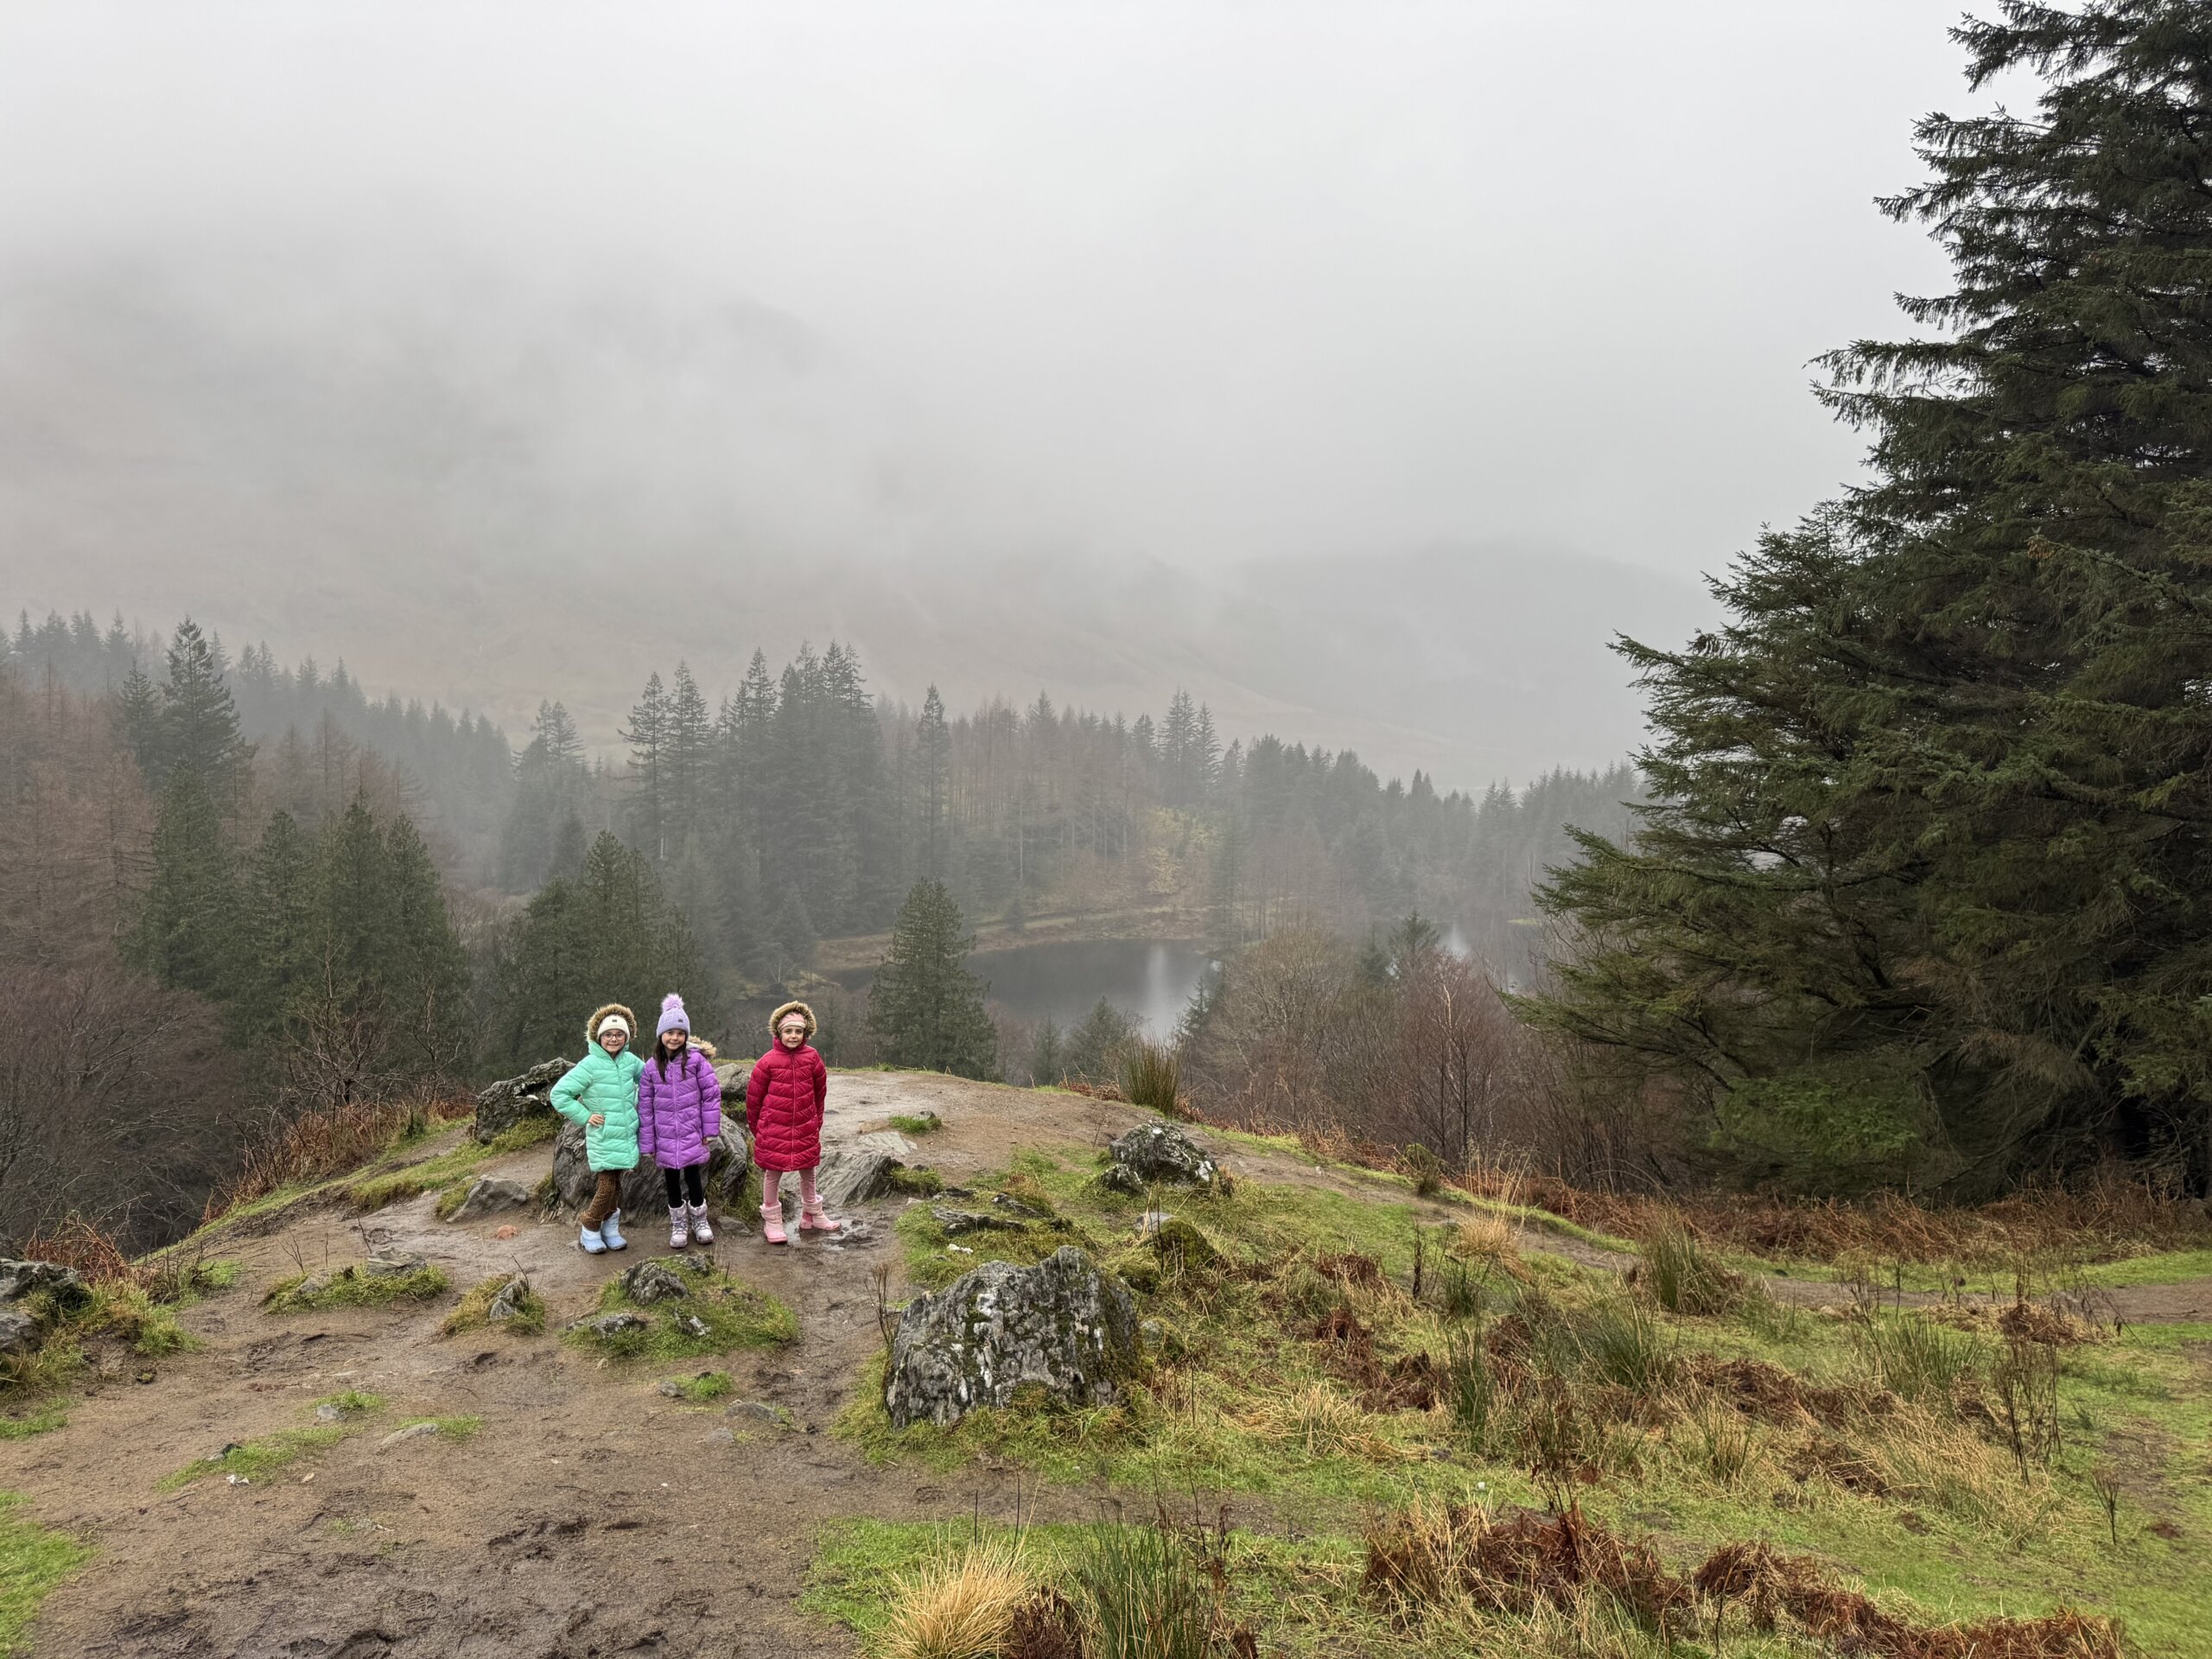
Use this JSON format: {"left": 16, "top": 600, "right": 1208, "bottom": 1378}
{"left": 601, "top": 1209, "right": 627, "bottom": 1251}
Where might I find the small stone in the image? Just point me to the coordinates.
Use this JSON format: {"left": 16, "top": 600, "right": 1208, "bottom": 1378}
{"left": 706, "top": 1427, "right": 736, "bottom": 1445}
{"left": 315, "top": 1403, "right": 344, "bottom": 1423}
{"left": 133, "top": 1367, "right": 157, "bottom": 1385}
{"left": 658, "top": 1379, "right": 683, "bottom": 1398}
{"left": 570, "top": 1311, "right": 652, "bottom": 1338}
{"left": 493, "top": 1225, "right": 519, "bottom": 1241}
{"left": 617, "top": 1262, "right": 690, "bottom": 1305}
{"left": 362, "top": 1252, "right": 429, "bottom": 1280}
{"left": 378, "top": 1421, "right": 440, "bottom": 1451}
{"left": 726, "top": 1399, "right": 795, "bottom": 1428}
{"left": 485, "top": 1275, "right": 532, "bottom": 1323}
{"left": 674, "top": 1313, "right": 709, "bottom": 1338}
{"left": 931, "top": 1206, "right": 1026, "bottom": 1236}
{"left": 291, "top": 1274, "right": 333, "bottom": 1300}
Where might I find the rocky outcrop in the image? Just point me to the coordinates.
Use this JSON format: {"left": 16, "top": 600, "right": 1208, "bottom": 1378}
{"left": 472, "top": 1058, "right": 571, "bottom": 1144}
{"left": 485, "top": 1275, "right": 534, "bottom": 1325}
{"left": 1098, "top": 1123, "right": 1219, "bottom": 1194}
{"left": 814, "top": 1147, "right": 899, "bottom": 1207}
{"left": 617, "top": 1262, "right": 691, "bottom": 1305}
{"left": 447, "top": 1178, "right": 533, "bottom": 1223}
{"left": 883, "top": 1246, "right": 1139, "bottom": 1429}
{"left": 0, "top": 1260, "right": 88, "bottom": 1308}
{"left": 550, "top": 1118, "right": 753, "bottom": 1220}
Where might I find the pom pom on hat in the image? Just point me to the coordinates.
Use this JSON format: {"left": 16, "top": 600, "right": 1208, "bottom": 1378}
{"left": 656, "top": 993, "right": 690, "bottom": 1039}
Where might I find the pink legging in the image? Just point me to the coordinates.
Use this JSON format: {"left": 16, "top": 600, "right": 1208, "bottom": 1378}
{"left": 760, "top": 1166, "right": 819, "bottom": 1208}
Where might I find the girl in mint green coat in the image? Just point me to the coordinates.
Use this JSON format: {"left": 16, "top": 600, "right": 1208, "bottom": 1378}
{"left": 551, "top": 1002, "right": 645, "bottom": 1253}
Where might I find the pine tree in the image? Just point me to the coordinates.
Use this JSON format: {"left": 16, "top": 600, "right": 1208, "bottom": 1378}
{"left": 157, "top": 620, "right": 251, "bottom": 791}
{"left": 868, "top": 879, "right": 997, "bottom": 1077}
{"left": 664, "top": 663, "right": 713, "bottom": 850}
{"left": 624, "top": 671, "right": 670, "bottom": 858}
{"left": 136, "top": 768, "right": 239, "bottom": 996}
{"left": 1528, "top": 2, "right": 2212, "bottom": 1193}
{"left": 233, "top": 810, "right": 317, "bottom": 1047}
{"left": 114, "top": 664, "right": 162, "bottom": 774}
{"left": 917, "top": 684, "right": 951, "bottom": 880}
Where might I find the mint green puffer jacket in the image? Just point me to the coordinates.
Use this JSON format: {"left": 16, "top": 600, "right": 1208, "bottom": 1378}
{"left": 551, "top": 1043, "right": 644, "bottom": 1173}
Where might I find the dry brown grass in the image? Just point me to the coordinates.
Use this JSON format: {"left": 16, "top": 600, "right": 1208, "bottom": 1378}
{"left": 880, "top": 1536, "right": 1036, "bottom": 1659}
{"left": 21, "top": 1213, "right": 158, "bottom": 1291}
{"left": 1366, "top": 1503, "right": 2121, "bottom": 1659}
{"left": 204, "top": 1087, "right": 473, "bottom": 1220}
{"left": 1242, "top": 1383, "right": 1412, "bottom": 1462}
{"left": 1452, "top": 1167, "right": 2211, "bottom": 1268}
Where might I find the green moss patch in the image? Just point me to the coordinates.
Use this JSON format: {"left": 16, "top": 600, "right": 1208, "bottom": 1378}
{"left": 661, "top": 1370, "right": 735, "bottom": 1404}
{"left": 161, "top": 1425, "right": 350, "bottom": 1490}
{"left": 263, "top": 1262, "right": 449, "bottom": 1314}
{"left": 563, "top": 1258, "right": 798, "bottom": 1363}
{"left": 887, "top": 1112, "right": 943, "bottom": 1135}
{"left": 0, "top": 1493, "right": 92, "bottom": 1656}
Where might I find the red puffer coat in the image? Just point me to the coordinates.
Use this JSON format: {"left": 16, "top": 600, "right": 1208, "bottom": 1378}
{"left": 746, "top": 1041, "right": 828, "bottom": 1172}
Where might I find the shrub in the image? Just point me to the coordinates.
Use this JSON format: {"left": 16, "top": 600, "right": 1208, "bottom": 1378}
{"left": 1402, "top": 1143, "right": 1446, "bottom": 1198}
{"left": 1580, "top": 1300, "right": 1675, "bottom": 1394}
{"left": 1119, "top": 1042, "right": 1185, "bottom": 1118}
{"left": 1073, "top": 1518, "right": 1217, "bottom": 1659}
{"left": 1859, "top": 1313, "right": 1980, "bottom": 1406}
{"left": 1443, "top": 1331, "right": 1496, "bottom": 1448}
{"left": 1639, "top": 1223, "right": 1741, "bottom": 1315}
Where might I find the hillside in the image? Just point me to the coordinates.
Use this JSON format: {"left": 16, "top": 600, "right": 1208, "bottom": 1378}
{"left": 0, "top": 262, "right": 1713, "bottom": 788}
{"left": 0, "top": 1073, "right": 2206, "bottom": 1657}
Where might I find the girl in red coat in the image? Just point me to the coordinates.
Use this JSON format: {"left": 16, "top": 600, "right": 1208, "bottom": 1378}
{"left": 747, "top": 1000, "right": 838, "bottom": 1244}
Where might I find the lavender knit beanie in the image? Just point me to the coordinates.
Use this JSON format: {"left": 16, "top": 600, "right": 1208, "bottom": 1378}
{"left": 655, "top": 993, "right": 690, "bottom": 1039}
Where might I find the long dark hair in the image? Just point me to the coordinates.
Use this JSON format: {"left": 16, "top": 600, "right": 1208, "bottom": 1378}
{"left": 655, "top": 1027, "right": 687, "bottom": 1077}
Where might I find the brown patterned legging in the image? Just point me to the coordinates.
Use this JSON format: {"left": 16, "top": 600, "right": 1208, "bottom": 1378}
{"left": 581, "top": 1172, "right": 623, "bottom": 1229}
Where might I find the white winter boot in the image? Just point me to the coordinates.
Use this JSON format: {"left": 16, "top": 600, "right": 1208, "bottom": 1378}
{"left": 689, "top": 1203, "right": 715, "bottom": 1245}
{"left": 579, "top": 1223, "right": 607, "bottom": 1255}
{"left": 601, "top": 1209, "right": 627, "bottom": 1251}
{"left": 668, "top": 1205, "right": 690, "bottom": 1249}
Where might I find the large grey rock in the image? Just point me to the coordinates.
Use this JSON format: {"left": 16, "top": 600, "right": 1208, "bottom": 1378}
{"left": 0, "top": 1307, "right": 39, "bottom": 1355}
{"left": 0, "top": 1260, "right": 87, "bottom": 1307}
{"left": 884, "top": 1246, "right": 1140, "bottom": 1429}
{"left": 473, "top": 1058, "right": 572, "bottom": 1144}
{"left": 814, "top": 1147, "right": 899, "bottom": 1207}
{"left": 712, "top": 1060, "right": 753, "bottom": 1102}
{"left": 550, "top": 1118, "right": 754, "bottom": 1219}
{"left": 447, "top": 1177, "right": 533, "bottom": 1223}
{"left": 1099, "top": 1123, "right": 1219, "bottom": 1195}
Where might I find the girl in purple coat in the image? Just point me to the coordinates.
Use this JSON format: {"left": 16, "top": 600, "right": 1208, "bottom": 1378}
{"left": 639, "top": 994, "right": 722, "bottom": 1249}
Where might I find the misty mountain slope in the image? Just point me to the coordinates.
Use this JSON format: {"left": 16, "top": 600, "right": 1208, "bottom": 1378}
{"left": 0, "top": 261, "right": 1713, "bottom": 785}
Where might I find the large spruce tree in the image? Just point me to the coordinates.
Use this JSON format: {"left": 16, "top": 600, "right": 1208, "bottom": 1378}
{"left": 1528, "top": 3, "right": 2212, "bottom": 1193}
{"left": 868, "top": 879, "right": 998, "bottom": 1077}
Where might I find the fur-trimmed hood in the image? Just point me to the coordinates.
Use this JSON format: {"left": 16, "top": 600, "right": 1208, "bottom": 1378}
{"left": 587, "top": 1002, "right": 637, "bottom": 1047}
{"left": 769, "top": 1000, "right": 817, "bottom": 1042}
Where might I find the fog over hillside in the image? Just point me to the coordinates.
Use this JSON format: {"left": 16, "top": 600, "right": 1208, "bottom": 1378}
{"left": 0, "top": 256, "right": 1712, "bottom": 785}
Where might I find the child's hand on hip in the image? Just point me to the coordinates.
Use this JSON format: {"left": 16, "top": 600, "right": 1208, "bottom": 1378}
{"left": 588, "top": 1114, "right": 605, "bottom": 1128}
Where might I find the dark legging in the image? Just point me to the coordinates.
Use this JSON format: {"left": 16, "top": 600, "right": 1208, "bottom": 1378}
{"left": 662, "top": 1164, "right": 706, "bottom": 1206}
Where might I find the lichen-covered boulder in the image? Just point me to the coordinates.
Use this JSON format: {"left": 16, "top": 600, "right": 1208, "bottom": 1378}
{"left": 884, "top": 1246, "right": 1139, "bottom": 1429}
{"left": 473, "top": 1057, "right": 571, "bottom": 1144}
{"left": 550, "top": 1118, "right": 754, "bottom": 1219}
{"left": 0, "top": 1307, "right": 39, "bottom": 1355}
{"left": 1099, "top": 1123, "right": 1219, "bottom": 1195}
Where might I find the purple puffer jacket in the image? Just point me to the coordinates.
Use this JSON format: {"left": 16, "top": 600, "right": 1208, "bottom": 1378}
{"left": 637, "top": 1046, "right": 721, "bottom": 1170}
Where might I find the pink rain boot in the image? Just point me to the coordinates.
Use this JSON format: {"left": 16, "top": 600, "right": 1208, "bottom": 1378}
{"left": 760, "top": 1202, "right": 787, "bottom": 1245}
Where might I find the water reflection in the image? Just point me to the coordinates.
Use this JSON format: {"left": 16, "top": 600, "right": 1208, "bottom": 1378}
{"left": 837, "top": 939, "right": 1214, "bottom": 1039}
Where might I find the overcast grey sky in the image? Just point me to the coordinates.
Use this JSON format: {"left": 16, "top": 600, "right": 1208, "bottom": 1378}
{"left": 0, "top": 2, "right": 1980, "bottom": 585}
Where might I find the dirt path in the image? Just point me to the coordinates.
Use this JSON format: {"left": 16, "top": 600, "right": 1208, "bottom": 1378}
{"left": 4, "top": 1073, "right": 2208, "bottom": 1657}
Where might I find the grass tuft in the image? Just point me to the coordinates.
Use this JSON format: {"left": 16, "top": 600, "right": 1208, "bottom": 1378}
{"left": 563, "top": 1257, "right": 798, "bottom": 1362}
{"left": 439, "top": 1273, "right": 545, "bottom": 1337}
{"left": 880, "top": 1535, "right": 1035, "bottom": 1659}
{"left": 888, "top": 1113, "right": 944, "bottom": 1135}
